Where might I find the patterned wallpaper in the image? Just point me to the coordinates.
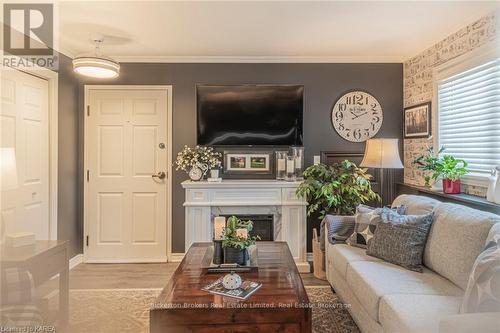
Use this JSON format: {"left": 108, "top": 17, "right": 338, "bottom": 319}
{"left": 403, "top": 11, "right": 499, "bottom": 197}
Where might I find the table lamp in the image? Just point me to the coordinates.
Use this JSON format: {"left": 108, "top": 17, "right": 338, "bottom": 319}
{"left": 1, "top": 148, "right": 19, "bottom": 244}
{"left": 360, "top": 139, "right": 404, "bottom": 206}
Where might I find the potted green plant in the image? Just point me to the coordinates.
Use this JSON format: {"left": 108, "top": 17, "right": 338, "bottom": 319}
{"left": 414, "top": 147, "right": 469, "bottom": 194}
{"left": 296, "top": 160, "right": 380, "bottom": 220}
{"left": 222, "top": 216, "right": 260, "bottom": 265}
{"left": 295, "top": 160, "right": 379, "bottom": 280}
{"left": 413, "top": 147, "right": 444, "bottom": 187}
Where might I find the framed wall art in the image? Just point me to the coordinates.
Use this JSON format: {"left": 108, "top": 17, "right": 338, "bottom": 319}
{"left": 223, "top": 151, "right": 273, "bottom": 176}
{"left": 404, "top": 102, "right": 431, "bottom": 138}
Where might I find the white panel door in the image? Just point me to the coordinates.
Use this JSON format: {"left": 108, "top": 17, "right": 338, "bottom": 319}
{"left": 1, "top": 70, "right": 49, "bottom": 240}
{"left": 86, "top": 89, "right": 168, "bottom": 261}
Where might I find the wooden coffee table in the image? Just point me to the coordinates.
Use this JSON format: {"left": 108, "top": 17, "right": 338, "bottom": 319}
{"left": 150, "top": 242, "right": 311, "bottom": 333}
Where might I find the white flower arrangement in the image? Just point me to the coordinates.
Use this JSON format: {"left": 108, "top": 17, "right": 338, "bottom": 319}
{"left": 175, "top": 145, "right": 222, "bottom": 173}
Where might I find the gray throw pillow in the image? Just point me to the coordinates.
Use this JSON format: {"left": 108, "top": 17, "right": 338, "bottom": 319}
{"left": 347, "top": 205, "right": 407, "bottom": 249}
{"left": 367, "top": 212, "right": 434, "bottom": 272}
{"left": 322, "top": 215, "right": 356, "bottom": 250}
{"left": 461, "top": 233, "right": 500, "bottom": 313}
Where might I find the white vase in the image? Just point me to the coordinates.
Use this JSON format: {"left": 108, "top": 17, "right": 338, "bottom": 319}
{"left": 210, "top": 169, "right": 219, "bottom": 179}
{"left": 486, "top": 168, "right": 497, "bottom": 203}
{"left": 494, "top": 166, "right": 500, "bottom": 204}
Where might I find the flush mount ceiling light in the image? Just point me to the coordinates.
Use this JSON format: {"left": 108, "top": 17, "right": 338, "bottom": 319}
{"left": 73, "top": 37, "right": 120, "bottom": 79}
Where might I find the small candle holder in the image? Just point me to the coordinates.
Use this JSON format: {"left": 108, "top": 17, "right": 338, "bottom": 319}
{"left": 213, "top": 239, "right": 224, "bottom": 265}
{"left": 291, "top": 146, "right": 304, "bottom": 180}
{"left": 275, "top": 151, "right": 287, "bottom": 180}
{"left": 286, "top": 154, "right": 296, "bottom": 181}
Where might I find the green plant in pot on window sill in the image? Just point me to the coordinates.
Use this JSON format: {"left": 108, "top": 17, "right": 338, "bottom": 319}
{"left": 222, "top": 216, "right": 260, "bottom": 265}
{"left": 414, "top": 146, "right": 469, "bottom": 194}
{"left": 296, "top": 160, "right": 380, "bottom": 222}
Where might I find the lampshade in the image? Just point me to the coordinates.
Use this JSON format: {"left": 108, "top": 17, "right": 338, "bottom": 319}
{"left": 360, "top": 138, "right": 404, "bottom": 169}
{"left": 73, "top": 57, "right": 120, "bottom": 79}
{"left": 1, "top": 148, "right": 18, "bottom": 191}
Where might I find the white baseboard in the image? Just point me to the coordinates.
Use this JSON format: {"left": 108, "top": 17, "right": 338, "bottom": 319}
{"left": 169, "top": 253, "right": 185, "bottom": 263}
{"left": 296, "top": 261, "right": 311, "bottom": 273}
{"left": 74, "top": 252, "right": 311, "bottom": 266}
{"left": 84, "top": 257, "right": 168, "bottom": 263}
{"left": 69, "top": 254, "right": 83, "bottom": 270}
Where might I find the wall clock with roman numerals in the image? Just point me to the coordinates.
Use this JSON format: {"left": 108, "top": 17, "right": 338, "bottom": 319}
{"left": 331, "top": 90, "right": 383, "bottom": 142}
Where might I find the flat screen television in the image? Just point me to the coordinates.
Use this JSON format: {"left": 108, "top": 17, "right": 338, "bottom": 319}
{"left": 196, "top": 85, "right": 304, "bottom": 146}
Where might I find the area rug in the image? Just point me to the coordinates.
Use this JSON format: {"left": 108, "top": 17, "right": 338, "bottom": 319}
{"left": 59, "top": 286, "right": 359, "bottom": 333}
{"left": 307, "top": 286, "right": 360, "bottom": 333}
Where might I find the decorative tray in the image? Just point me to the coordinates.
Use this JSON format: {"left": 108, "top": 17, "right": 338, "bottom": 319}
{"left": 202, "top": 245, "right": 258, "bottom": 273}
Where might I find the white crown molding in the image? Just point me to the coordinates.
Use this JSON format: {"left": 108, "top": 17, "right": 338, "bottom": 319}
{"left": 111, "top": 55, "right": 405, "bottom": 63}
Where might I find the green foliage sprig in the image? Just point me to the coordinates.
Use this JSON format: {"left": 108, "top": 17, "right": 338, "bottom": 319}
{"left": 296, "top": 160, "right": 380, "bottom": 220}
{"left": 414, "top": 147, "right": 468, "bottom": 182}
{"left": 222, "top": 216, "right": 260, "bottom": 250}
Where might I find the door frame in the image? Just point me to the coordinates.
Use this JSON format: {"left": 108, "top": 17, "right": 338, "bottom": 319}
{"left": 83, "top": 85, "right": 173, "bottom": 262}
{"left": 1, "top": 62, "right": 59, "bottom": 240}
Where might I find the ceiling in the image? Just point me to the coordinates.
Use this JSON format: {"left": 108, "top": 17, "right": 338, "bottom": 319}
{"left": 57, "top": 1, "right": 499, "bottom": 63}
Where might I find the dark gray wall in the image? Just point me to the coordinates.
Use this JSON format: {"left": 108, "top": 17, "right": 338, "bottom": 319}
{"left": 56, "top": 53, "right": 82, "bottom": 258}
{"left": 78, "top": 63, "right": 403, "bottom": 253}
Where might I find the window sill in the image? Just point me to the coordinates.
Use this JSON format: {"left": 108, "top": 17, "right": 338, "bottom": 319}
{"left": 460, "top": 174, "right": 489, "bottom": 188}
{"left": 396, "top": 183, "right": 499, "bottom": 215}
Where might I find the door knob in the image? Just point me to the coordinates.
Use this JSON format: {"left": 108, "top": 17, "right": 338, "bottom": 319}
{"left": 152, "top": 171, "right": 166, "bottom": 180}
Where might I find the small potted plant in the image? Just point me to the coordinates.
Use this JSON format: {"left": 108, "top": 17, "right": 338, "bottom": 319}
{"left": 175, "top": 145, "right": 222, "bottom": 181}
{"left": 222, "top": 216, "right": 260, "bottom": 265}
{"left": 413, "top": 146, "right": 444, "bottom": 188}
{"left": 414, "top": 147, "right": 469, "bottom": 194}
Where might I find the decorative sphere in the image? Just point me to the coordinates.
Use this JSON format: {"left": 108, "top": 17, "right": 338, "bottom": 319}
{"left": 222, "top": 272, "right": 242, "bottom": 290}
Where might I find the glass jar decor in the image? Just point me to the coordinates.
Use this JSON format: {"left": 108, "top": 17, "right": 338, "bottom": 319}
{"left": 291, "top": 146, "right": 304, "bottom": 180}
{"left": 286, "top": 154, "right": 296, "bottom": 181}
{"left": 275, "top": 151, "right": 287, "bottom": 180}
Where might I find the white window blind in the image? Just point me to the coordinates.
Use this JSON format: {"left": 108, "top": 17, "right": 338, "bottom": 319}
{"left": 438, "top": 58, "right": 500, "bottom": 178}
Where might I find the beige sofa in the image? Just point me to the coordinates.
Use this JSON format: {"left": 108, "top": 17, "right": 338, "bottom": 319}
{"left": 325, "top": 194, "right": 500, "bottom": 333}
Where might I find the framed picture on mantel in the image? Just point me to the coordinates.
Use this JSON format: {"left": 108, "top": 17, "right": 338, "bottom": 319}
{"left": 404, "top": 102, "right": 431, "bottom": 139}
{"left": 223, "top": 151, "right": 274, "bottom": 177}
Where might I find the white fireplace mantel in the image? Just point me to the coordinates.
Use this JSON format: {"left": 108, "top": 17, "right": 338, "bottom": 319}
{"left": 181, "top": 179, "right": 310, "bottom": 272}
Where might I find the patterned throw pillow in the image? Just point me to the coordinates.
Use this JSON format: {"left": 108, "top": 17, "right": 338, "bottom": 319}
{"left": 346, "top": 205, "right": 407, "bottom": 249}
{"left": 367, "top": 212, "right": 434, "bottom": 272}
{"left": 461, "top": 234, "right": 500, "bottom": 313}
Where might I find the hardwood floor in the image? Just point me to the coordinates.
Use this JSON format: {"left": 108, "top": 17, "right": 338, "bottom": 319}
{"left": 301, "top": 271, "right": 330, "bottom": 286}
{"left": 70, "top": 263, "right": 177, "bottom": 289}
{"left": 68, "top": 262, "right": 329, "bottom": 289}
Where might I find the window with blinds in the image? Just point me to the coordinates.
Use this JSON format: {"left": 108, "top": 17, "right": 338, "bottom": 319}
{"left": 438, "top": 58, "right": 500, "bottom": 178}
